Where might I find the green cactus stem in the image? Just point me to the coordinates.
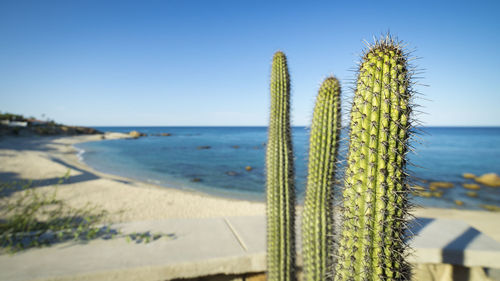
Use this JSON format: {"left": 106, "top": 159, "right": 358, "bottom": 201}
{"left": 266, "top": 51, "right": 296, "bottom": 281}
{"left": 334, "top": 37, "right": 413, "bottom": 281}
{"left": 302, "top": 77, "right": 341, "bottom": 281}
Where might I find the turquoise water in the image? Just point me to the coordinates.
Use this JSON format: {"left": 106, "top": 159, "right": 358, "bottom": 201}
{"left": 75, "top": 127, "right": 500, "bottom": 210}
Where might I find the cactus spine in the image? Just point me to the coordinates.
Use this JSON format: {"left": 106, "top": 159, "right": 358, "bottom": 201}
{"left": 302, "top": 77, "right": 341, "bottom": 281}
{"left": 334, "top": 37, "right": 412, "bottom": 281}
{"left": 266, "top": 51, "right": 296, "bottom": 281}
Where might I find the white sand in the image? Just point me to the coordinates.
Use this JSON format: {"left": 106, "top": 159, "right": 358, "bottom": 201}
{"left": 1, "top": 134, "right": 499, "bottom": 242}
{"left": 0, "top": 134, "right": 265, "bottom": 222}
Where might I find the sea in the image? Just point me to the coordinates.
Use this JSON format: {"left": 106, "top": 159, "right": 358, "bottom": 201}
{"left": 75, "top": 127, "right": 500, "bottom": 210}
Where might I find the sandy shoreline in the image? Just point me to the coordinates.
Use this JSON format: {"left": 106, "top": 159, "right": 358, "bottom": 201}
{"left": 0, "top": 134, "right": 266, "bottom": 222}
{"left": 1, "top": 134, "right": 499, "bottom": 242}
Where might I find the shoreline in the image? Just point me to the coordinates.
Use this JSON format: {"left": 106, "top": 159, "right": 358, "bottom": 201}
{"left": 74, "top": 141, "right": 268, "bottom": 203}
{"left": 1, "top": 134, "right": 500, "bottom": 242}
{"left": 0, "top": 133, "right": 266, "bottom": 222}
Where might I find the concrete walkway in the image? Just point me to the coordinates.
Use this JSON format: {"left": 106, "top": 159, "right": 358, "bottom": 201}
{"left": 1, "top": 216, "right": 500, "bottom": 281}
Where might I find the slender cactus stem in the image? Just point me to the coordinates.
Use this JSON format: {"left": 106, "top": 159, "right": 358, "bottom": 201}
{"left": 302, "top": 77, "right": 341, "bottom": 281}
{"left": 266, "top": 51, "right": 296, "bottom": 281}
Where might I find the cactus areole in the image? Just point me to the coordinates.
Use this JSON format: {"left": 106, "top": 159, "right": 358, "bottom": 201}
{"left": 334, "top": 38, "right": 413, "bottom": 281}
{"left": 302, "top": 77, "right": 341, "bottom": 281}
{"left": 266, "top": 51, "right": 296, "bottom": 281}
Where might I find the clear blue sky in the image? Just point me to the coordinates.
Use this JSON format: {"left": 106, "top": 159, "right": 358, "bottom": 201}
{"left": 1, "top": 0, "right": 499, "bottom": 126}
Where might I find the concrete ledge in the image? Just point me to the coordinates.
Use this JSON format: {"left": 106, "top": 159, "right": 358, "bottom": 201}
{"left": 407, "top": 217, "right": 500, "bottom": 268}
{"left": 0, "top": 218, "right": 264, "bottom": 281}
{"left": 1, "top": 216, "right": 499, "bottom": 281}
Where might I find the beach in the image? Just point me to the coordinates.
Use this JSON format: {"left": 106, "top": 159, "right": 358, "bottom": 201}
{"left": 0, "top": 134, "right": 266, "bottom": 223}
{"left": 1, "top": 134, "right": 499, "bottom": 242}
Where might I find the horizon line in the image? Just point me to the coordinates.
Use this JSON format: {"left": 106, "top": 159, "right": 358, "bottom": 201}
{"left": 85, "top": 125, "right": 500, "bottom": 128}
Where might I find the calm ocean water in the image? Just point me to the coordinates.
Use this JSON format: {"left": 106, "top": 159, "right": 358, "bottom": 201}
{"left": 75, "top": 127, "right": 500, "bottom": 210}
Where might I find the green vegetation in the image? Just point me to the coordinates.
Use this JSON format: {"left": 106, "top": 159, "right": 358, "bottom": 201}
{"left": 266, "top": 36, "right": 414, "bottom": 281}
{"left": 0, "top": 171, "right": 109, "bottom": 253}
{"left": 334, "top": 37, "right": 412, "bottom": 281}
{"left": 0, "top": 171, "right": 172, "bottom": 253}
{"left": 0, "top": 112, "right": 27, "bottom": 122}
{"left": 302, "top": 77, "right": 341, "bottom": 281}
{"left": 266, "top": 51, "right": 296, "bottom": 281}
{"left": 125, "top": 231, "right": 176, "bottom": 244}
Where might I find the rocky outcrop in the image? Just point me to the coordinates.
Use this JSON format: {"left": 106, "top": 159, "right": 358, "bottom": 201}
{"left": 466, "top": 191, "right": 478, "bottom": 197}
{"left": 463, "top": 183, "right": 480, "bottom": 190}
{"left": 481, "top": 204, "right": 500, "bottom": 212}
{"left": 129, "top": 131, "right": 146, "bottom": 139}
{"left": 103, "top": 132, "right": 133, "bottom": 140}
{"left": 410, "top": 185, "right": 425, "bottom": 191}
{"left": 411, "top": 189, "right": 442, "bottom": 198}
{"left": 197, "top": 146, "right": 211, "bottom": 150}
{"left": 475, "top": 173, "right": 500, "bottom": 187}
{"left": 1, "top": 123, "right": 102, "bottom": 136}
{"left": 462, "top": 173, "right": 476, "bottom": 179}
{"left": 429, "top": 182, "right": 454, "bottom": 189}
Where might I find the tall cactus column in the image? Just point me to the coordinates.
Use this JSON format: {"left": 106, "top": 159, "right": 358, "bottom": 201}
{"left": 266, "top": 51, "right": 296, "bottom": 281}
{"left": 302, "top": 77, "right": 341, "bottom": 281}
{"left": 334, "top": 38, "right": 413, "bottom": 281}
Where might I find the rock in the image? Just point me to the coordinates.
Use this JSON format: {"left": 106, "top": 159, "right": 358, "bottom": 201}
{"left": 462, "top": 173, "right": 476, "bottom": 179}
{"left": 475, "top": 173, "right": 500, "bottom": 187}
{"left": 412, "top": 190, "right": 432, "bottom": 198}
{"left": 466, "top": 191, "right": 478, "bottom": 198}
{"left": 129, "top": 131, "right": 145, "bottom": 138}
{"left": 104, "top": 132, "right": 132, "bottom": 140}
{"left": 191, "top": 178, "right": 201, "bottom": 182}
{"left": 481, "top": 204, "right": 500, "bottom": 212}
{"left": 225, "top": 171, "right": 238, "bottom": 176}
{"left": 197, "top": 146, "right": 211, "bottom": 150}
{"left": 410, "top": 185, "right": 425, "bottom": 191}
{"left": 429, "top": 182, "right": 454, "bottom": 189}
{"left": 463, "top": 183, "right": 480, "bottom": 190}
{"left": 231, "top": 145, "right": 240, "bottom": 149}
{"left": 245, "top": 166, "right": 253, "bottom": 171}
{"left": 74, "top": 126, "right": 100, "bottom": 135}
{"left": 454, "top": 200, "right": 464, "bottom": 206}
{"left": 432, "top": 191, "right": 443, "bottom": 198}
{"left": 160, "top": 133, "right": 171, "bottom": 136}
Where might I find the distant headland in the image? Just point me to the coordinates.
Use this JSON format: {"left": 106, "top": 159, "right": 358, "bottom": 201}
{"left": 0, "top": 112, "right": 100, "bottom": 136}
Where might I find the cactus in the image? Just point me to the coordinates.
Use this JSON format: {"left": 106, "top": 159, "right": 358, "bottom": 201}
{"left": 302, "top": 77, "right": 341, "bottom": 281}
{"left": 334, "top": 37, "right": 413, "bottom": 281}
{"left": 266, "top": 51, "right": 296, "bottom": 281}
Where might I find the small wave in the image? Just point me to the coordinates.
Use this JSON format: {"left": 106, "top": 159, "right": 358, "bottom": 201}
{"left": 146, "top": 179, "right": 161, "bottom": 185}
{"left": 75, "top": 146, "right": 85, "bottom": 162}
